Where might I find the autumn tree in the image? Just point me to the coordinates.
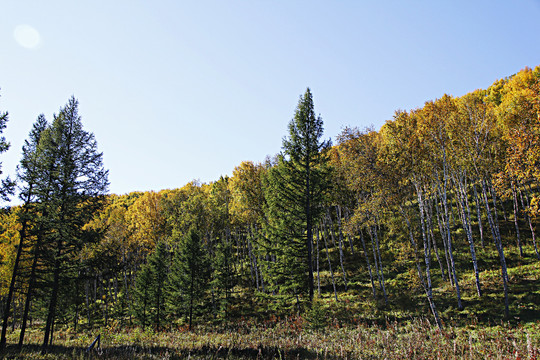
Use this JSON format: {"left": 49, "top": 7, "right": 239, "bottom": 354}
{"left": 81, "top": 192, "right": 144, "bottom": 327}
{"left": 126, "top": 191, "right": 167, "bottom": 255}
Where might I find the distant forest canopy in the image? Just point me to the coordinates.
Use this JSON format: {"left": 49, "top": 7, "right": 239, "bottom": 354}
{"left": 0, "top": 65, "right": 539, "bottom": 349}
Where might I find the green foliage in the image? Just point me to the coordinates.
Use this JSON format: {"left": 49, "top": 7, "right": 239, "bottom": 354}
{"left": 1, "top": 96, "right": 109, "bottom": 350}
{"left": 305, "top": 297, "right": 327, "bottom": 331}
{"left": 133, "top": 261, "right": 152, "bottom": 327}
{"left": 133, "top": 241, "right": 169, "bottom": 329}
{"left": 263, "top": 88, "right": 332, "bottom": 302}
{"left": 167, "top": 229, "right": 210, "bottom": 330}
{"left": 0, "top": 89, "right": 15, "bottom": 202}
{"left": 211, "top": 238, "right": 235, "bottom": 321}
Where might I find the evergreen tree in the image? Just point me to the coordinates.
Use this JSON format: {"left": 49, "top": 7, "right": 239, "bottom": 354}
{"left": 0, "top": 90, "right": 15, "bottom": 201}
{"left": 133, "top": 262, "right": 153, "bottom": 327}
{"left": 211, "top": 238, "right": 234, "bottom": 320}
{"left": 132, "top": 241, "right": 170, "bottom": 329}
{"left": 264, "top": 88, "right": 331, "bottom": 302}
{"left": 165, "top": 249, "right": 184, "bottom": 321}
{"left": 0, "top": 105, "right": 40, "bottom": 351}
{"left": 0, "top": 115, "right": 48, "bottom": 350}
{"left": 167, "top": 229, "right": 210, "bottom": 330}
{"left": 149, "top": 241, "right": 169, "bottom": 329}
{"left": 35, "top": 97, "right": 109, "bottom": 351}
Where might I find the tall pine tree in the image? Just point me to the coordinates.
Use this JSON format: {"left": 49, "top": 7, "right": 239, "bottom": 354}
{"left": 0, "top": 115, "right": 48, "bottom": 350}
{"left": 36, "top": 97, "right": 109, "bottom": 351}
{"left": 264, "top": 88, "right": 331, "bottom": 303}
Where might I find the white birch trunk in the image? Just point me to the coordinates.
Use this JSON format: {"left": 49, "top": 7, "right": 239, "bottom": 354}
{"left": 481, "top": 178, "right": 510, "bottom": 317}
{"left": 372, "top": 224, "right": 388, "bottom": 304}
{"left": 328, "top": 209, "right": 348, "bottom": 290}
{"left": 359, "top": 229, "right": 377, "bottom": 300}
{"left": 414, "top": 180, "right": 443, "bottom": 329}
{"left": 437, "top": 169, "right": 463, "bottom": 310}
{"left": 452, "top": 171, "right": 482, "bottom": 297}
{"left": 473, "top": 183, "right": 485, "bottom": 248}
{"left": 322, "top": 221, "right": 338, "bottom": 302}
{"left": 512, "top": 186, "right": 523, "bottom": 257}
{"left": 425, "top": 194, "right": 446, "bottom": 280}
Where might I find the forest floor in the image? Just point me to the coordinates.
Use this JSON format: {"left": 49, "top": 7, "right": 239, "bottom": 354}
{"left": 2, "top": 240, "right": 540, "bottom": 359}
{"left": 1, "top": 318, "right": 539, "bottom": 359}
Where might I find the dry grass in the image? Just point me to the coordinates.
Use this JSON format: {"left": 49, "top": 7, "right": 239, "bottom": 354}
{"left": 2, "top": 317, "right": 539, "bottom": 359}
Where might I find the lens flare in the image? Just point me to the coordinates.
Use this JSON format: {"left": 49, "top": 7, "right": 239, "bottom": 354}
{"left": 14, "top": 24, "right": 41, "bottom": 49}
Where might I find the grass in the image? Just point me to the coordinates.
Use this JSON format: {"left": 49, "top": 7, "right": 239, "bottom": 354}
{"left": 2, "top": 318, "right": 539, "bottom": 359}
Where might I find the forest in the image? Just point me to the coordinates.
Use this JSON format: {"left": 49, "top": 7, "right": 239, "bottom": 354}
{"left": 0, "top": 66, "right": 539, "bottom": 359}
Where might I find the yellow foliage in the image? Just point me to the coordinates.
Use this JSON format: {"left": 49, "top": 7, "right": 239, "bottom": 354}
{"left": 0, "top": 209, "right": 22, "bottom": 297}
{"left": 229, "top": 161, "right": 265, "bottom": 225}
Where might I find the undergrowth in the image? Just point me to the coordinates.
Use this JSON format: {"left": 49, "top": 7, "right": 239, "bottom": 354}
{"left": 2, "top": 317, "right": 539, "bottom": 359}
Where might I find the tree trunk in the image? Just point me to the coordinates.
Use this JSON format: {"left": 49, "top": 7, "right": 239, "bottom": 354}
{"left": 399, "top": 203, "right": 442, "bottom": 328}
{"left": 42, "top": 240, "right": 63, "bottom": 352}
{"left": 512, "top": 186, "right": 523, "bottom": 257}
{"left": 425, "top": 195, "right": 445, "bottom": 281}
{"left": 368, "top": 225, "right": 382, "bottom": 295}
{"left": 414, "top": 181, "right": 443, "bottom": 329}
{"left": 373, "top": 224, "right": 387, "bottom": 304}
{"left": 0, "top": 208, "right": 31, "bottom": 350}
{"left": 316, "top": 229, "right": 321, "bottom": 296}
{"left": 518, "top": 186, "right": 540, "bottom": 259}
{"left": 437, "top": 173, "right": 463, "bottom": 310}
{"left": 435, "top": 199, "right": 453, "bottom": 286}
{"left": 472, "top": 183, "right": 485, "bottom": 248}
{"left": 359, "top": 229, "right": 376, "bottom": 300}
{"left": 305, "top": 164, "right": 314, "bottom": 302}
{"left": 453, "top": 172, "right": 481, "bottom": 297}
{"left": 482, "top": 178, "right": 510, "bottom": 317}
{"left": 327, "top": 210, "right": 347, "bottom": 290}
{"left": 492, "top": 184, "right": 507, "bottom": 221}
{"left": 322, "top": 223, "right": 338, "bottom": 302}
{"left": 338, "top": 206, "right": 354, "bottom": 255}
{"left": 85, "top": 279, "right": 91, "bottom": 327}
{"left": 20, "top": 214, "right": 48, "bottom": 349}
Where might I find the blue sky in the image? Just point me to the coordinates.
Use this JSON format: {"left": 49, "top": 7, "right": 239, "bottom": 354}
{"left": 1, "top": 1, "right": 539, "bottom": 197}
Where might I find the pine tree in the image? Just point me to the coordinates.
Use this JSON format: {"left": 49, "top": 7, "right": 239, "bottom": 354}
{"left": 0, "top": 106, "right": 40, "bottom": 351}
{"left": 0, "top": 89, "right": 15, "bottom": 201}
{"left": 167, "top": 229, "right": 210, "bottom": 330}
{"left": 0, "top": 115, "right": 48, "bottom": 350}
{"left": 35, "top": 97, "right": 109, "bottom": 351}
{"left": 264, "top": 88, "right": 331, "bottom": 303}
{"left": 132, "top": 240, "right": 169, "bottom": 328}
{"left": 149, "top": 241, "right": 169, "bottom": 329}
{"left": 211, "top": 238, "right": 234, "bottom": 320}
{"left": 133, "top": 262, "right": 153, "bottom": 327}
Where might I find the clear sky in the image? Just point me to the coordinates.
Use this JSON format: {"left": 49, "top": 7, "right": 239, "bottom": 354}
{"left": 1, "top": 1, "right": 539, "bottom": 198}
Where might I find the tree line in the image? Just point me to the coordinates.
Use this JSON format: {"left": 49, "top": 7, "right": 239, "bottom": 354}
{"left": 0, "top": 66, "right": 539, "bottom": 349}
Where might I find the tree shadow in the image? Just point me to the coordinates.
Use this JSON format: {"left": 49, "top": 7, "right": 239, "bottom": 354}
{"left": 1, "top": 343, "right": 325, "bottom": 359}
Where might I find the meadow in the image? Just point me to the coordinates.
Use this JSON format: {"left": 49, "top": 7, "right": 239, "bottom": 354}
{"left": 1, "top": 317, "right": 538, "bottom": 359}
